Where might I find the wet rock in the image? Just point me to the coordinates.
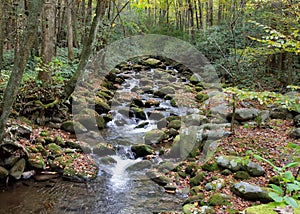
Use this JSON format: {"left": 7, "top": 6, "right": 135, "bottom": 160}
{"left": 157, "top": 118, "right": 167, "bottom": 129}
{"left": 170, "top": 98, "right": 177, "bottom": 107}
{"left": 131, "top": 144, "right": 154, "bottom": 158}
{"left": 9, "top": 158, "right": 26, "bottom": 180}
{"left": 294, "top": 114, "right": 300, "bottom": 127}
{"left": 146, "top": 170, "right": 171, "bottom": 186}
{"left": 167, "top": 119, "right": 181, "bottom": 130}
{"left": 131, "top": 98, "right": 144, "bottom": 108}
{"left": 126, "top": 160, "right": 152, "bottom": 172}
{"left": 134, "top": 122, "right": 149, "bottom": 129}
{"left": 0, "top": 166, "right": 9, "bottom": 179}
{"left": 22, "top": 170, "right": 36, "bottom": 179}
{"left": 76, "top": 108, "right": 106, "bottom": 130}
{"left": 228, "top": 108, "right": 260, "bottom": 122}
{"left": 231, "top": 181, "right": 272, "bottom": 202}
{"left": 208, "top": 193, "right": 231, "bottom": 206}
{"left": 93, "top": 143, "right": 115, "bottom": 156}
{"left": 100, "top": 156, "right": 117, "bottom": 165}
{"left": 28, "top": 153, "right": 46, "bottom": 169}
{"left": 94, "top": 97, "right": 111, "bottom": 114}
{"left": 60, "top": 121, "right": 87, "bottom": 134}
{"left": 131, "top": 107, "right": 147, "bottom": 120}
{"left": 290, "top": 128, "right": 300, "bottom": 139}
{"left": 144, "top": 129, "right": 167, "bottom": 144}
{"left": 34, "top": 172, "right": 60, "bottom": 181}
{"left": 145, "top": 99, "right": 160, "bottom": 107}
{"left": 148, "top": 111, "right": 165, "bottom": 120}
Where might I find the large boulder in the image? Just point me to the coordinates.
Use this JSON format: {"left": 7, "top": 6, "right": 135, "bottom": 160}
{"left": 290, "top": 128, "right": 300, "bottom": 139}
{"left": 0, "top": 166, "right": 9, "bottom": 179}
{"left": 93, "top": 143, "right": 115, "bottom": 156}
{"left": 9, "top": 158, "right": 26, "bottom": 180}
{"left": 60, "top": 121, "right": 87, "bottom": 134}
{"left": 231, "top": 181, "right": 272, "bottom": 203}
{"left": 126, "top": 160, "right": 152, "bottom": 172}
{"left": 144, "top": 129, "right": 167, "bottom": 144}
{"left": 228, "top": 108, "right": 260, "bottom": 122}
{"left": 131, "top": 144, "right": 154, "bottom": 158}
{"left": 76, "top": 108, "right": 106, "bottom": 130}
{"left": 216, "top": 156, "right": 265, "bottom": 176}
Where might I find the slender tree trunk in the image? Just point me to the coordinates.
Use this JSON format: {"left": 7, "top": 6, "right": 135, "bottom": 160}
{"left": 218, "top": 0, "right": 222, "bottom": 25}
{"left": 0, "top": 0, "right": 45, "bottom": 143}
{"left": 208, "top": 0, "right": 213, "bottom": 26}
{"left": 198, "top": 0, "right": 203, "bottom": 29}
{"left": 80, "top": 0, "right": 86, "bottom": 45}
{"left": 62, "top": 0, "right": 107, "bottom": 100}
{"left": 66, "top": 0, "right": 74, "bottom": 61}
{"left": 194, "top": 0, "right": 199, "bottom": 29}
{"left": 72, "top": 1, "right": 79, "bottom": 48}
{"left": 38, "top": 0, "right": 56, "bottom": 82}
{"left": 0, "top": 1, "right": 4, "bottom": 70}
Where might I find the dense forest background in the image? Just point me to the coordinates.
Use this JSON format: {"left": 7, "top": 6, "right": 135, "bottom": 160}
{"left": 0, "top": 0, "right": 299, "bottom": 141}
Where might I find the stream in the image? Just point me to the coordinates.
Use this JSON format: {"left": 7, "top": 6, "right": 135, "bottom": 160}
{"left": 0, "top": 60, "right": 206, "bottom": 214}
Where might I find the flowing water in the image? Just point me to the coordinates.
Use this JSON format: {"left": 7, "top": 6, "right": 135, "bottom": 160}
{"left": 0, "top": 66, "right": 198, "bottom": 214}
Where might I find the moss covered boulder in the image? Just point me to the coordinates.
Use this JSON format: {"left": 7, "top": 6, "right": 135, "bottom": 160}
{"left": 131, "top": 107, "right": 147, "bottom": 120}
{"left": 76, "top": 108, "right": 106, "bottom": 130}
{"left": 60, "top": 121, "right": 87, "bottom": 134}
{"left": 0, "top": 166, "right": 9, "bottom": 179}
{"left": 208, "top": 193, "right": 230, "bottom": 206}
{"left": 196, "top": 92, "right": 209, "bottom": 103}
{"left": 95, "top": 97, "right": 111, "bottom": 114}
{"left": 28, "top": 153, "right": 46, "bottom": 169}
{"left": 167, "top": 120, "right": 181, "bottom": 130}
{"left": 190, "top": 172, "right": 205, "bottom": 187}
{"left": 93, "top": 143, "right": 115, "bottom": 156}
{"left": 244, "top": 201, "right": 300, "bottom": 214}
{"left": 45, "top": 143, "right": 63, "bottom": 157}
{"left": 9, "top": 158, "right": 26, "bottom": 180}
{"left": 131, "top": 144, "right": 154, "bottom": 158}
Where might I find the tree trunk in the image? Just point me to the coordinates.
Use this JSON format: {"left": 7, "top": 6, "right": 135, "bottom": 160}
{"left": 38, "top": 0, "right": 56, "bottom": 83}
{"left": 66, "top": 0, "right": 74, "bottom": 61}
{"left": 62, "top": 0, "right": 107, "bottom": 100}
{"left": 0, "top": 1, "right": 4, "bottom": 70}
{"left": 217, "top": 0, "right": 222, "bottom": 25}
{"left": 0, "top": 0, "right": 45, "bottom": 143}
{"left": 198, "top": 0, "right": 203, "bottom": 29}
{"left": 80, "top": 0, "right": 86, "bottom": 45}
{"left": 208, "top": 0, "right": 213, "bottom": 26}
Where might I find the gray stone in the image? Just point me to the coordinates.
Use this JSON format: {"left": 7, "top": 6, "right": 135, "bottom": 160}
{"left": 9, "top": 158, "right": 26, "bottom": 180}
{"left": 131, "top": 144, "right": 154, "bottom": 158}
{"left": 290, "top": 128, "right": 300, "bottom": 139}
{"left": 183, "top": 114, "right": 209, "bottom": 127}
{"left": 230, "top": 108, "right": 260, "bottom": 122}
{"left": 244, "top": 161, "right": 265, "bottom": 176}
{"left": 126, "top": 160, "right": 152, "bottom": 172}
{"left": 144, "top": 129, "right": 167, "bottom": 144}
{"left": 143, "top": 58, "right": 161, "bottom": 66}
{"left": 61, "top": 121, "right": 87, "bottom": 134}
{"left": 93, "top": 143, "right": 115, "bottom": 156}
{"left": 294, "top": 115, "right": 300, "bottom": 127}
{"left": 231, "top": 181, "right": 272, "bottom": 202}
{"left": 0, "top": 166, "right": 9, "bottom": 179}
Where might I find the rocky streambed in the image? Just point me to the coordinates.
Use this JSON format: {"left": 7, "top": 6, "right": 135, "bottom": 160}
{"left": 0, "top": 56, "right": 299, "bottom": 213}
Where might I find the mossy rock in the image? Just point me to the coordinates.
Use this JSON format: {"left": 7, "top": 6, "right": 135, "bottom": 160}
{"left": 166, "top": 115, "right": 181, "bottom": 122}
{"left": 126, "top": 160, "right": 152, "bottom": 172}
{"left": 0, "top": 166, "right": 9, "bottom": 179}
{"left": 234, "top": 171, "right": 250, "bottom": 180}
{"left": 182, "top": 204, "right": 196, "bottom": 214}
{"left": 183, "top": 193, "right": 205, "bottom": 205}
{"left": 95, "top": 97, "right": 111, "bottom": 114}
{"left": 55, "top": 136, "right": 65, "bottom": 146}
{"left": 93, "top": 143, "right": 115, "bottom": 156}
{"left": 131, "top": 107, "right": 147, "bottom": 120}
{"left": 97, "top": 91, "right": 112, "bottom": 100}
{"left": 100, "top": 156, "right": 117, "bottom": 165}
{"left": 157, "top": 118, "right": 167, "bottom": 129}
{"left": 76, "top": 108, "right": 106, "bottom": 130}
{"left": 189, "top": 74, "right": 202, "bottom": 85}
{"left": 160, "top": 86, "right": 176, "bottom": 95}
{"left": 170, "top": 98, "right": 177, "bottom": 107}
{"left": 244, "top": 201, "right": 300, "bottom": 214}
{"left": 157, "top": 161, "right": 175, "bottom": 172}
{"left": 144, "top": 129, "right": 168, "bottom": 144}
{"left": 185, "top": 162, "right": 200, "bottom": 176}
{"left": 28, "top": 153, "right": 46, "bottom": 169}
{"left": 167, "top": 119, "right": 181, "bottom": 130}
{"left": 40, "top": 130, "right": 50, "bottom": 137}
{"left": 45, "top": 143, "right": 63, "bottom": 156}
{"left": 208, "top": 193, "right": 229, "bottom": 206}
{"left": 60, "top": 121, "right": 87, "bottom": 134}
{"left": 146, "top": 170, "right": 172, "bottom": 186}
{"left": 178, "top": 171, "right": 187, "bottom": 178}
{"left": 131, "top": 144, "right": 154, "bottom": 158}
{"left": 201, "top": 161, "right": 220, "bottom": 172}
{"left": 9, "top": 158, "right": 26, "bottom": 180}
{"left": 189, "top": 186, "right": 201, "bottom": 196}
{"left": 145, "top": 99, "right": 160, "bottom": 107}
{"left": 52, "top": 153, "right": 79, "bottom": 171}
{"left": 190, "top": 172, "right": 205, "bottom": 187}
{"left": 196, "top": 93, "right": 209, "bottom": 103}
{"left": 62, "top": 155, "right": 99, "bottom": 182}
{"left": 36, "top": 144, "right": 48, "bottom": 156}
{"left": 188, "top": 147, "right": 199, "bottom": 159}
{"left": 220, "top": 169, "right": 232, "bottom": 175}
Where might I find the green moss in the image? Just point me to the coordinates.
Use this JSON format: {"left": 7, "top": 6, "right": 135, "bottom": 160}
{"left": 208, "top": 193, "right": 228, "bottom": 206}
{"left": 45, "top": 143, "right": 63, "bottom": 156}
{"left": 245, "top": 201, "right": 300, "bottom": 214}
{"left": 167, "top": 120, "right": 181, "bottom": 130}
{"left": 234, "top": 171, "right": 250, "bottom": 180}
{"left": 196, "top": 93, "right": 209, "bottom": 102}
{"left": 28, "top": 153, "right": 45, "bottom": 169}
{"left": 202, "top": 161, "right": 220, "bottom": 172}
{"left": 190, "top": 172, "right": 205, "bottom": 187}
{"left": 185, "top": 162, "right": 200, "bottom": 176}
{"left": 36, "top": 144, "right": 48, "bottom": 156}
{"left": 189, "top": 186, "right": 201, "bottom": 196}
{"left": 40, "top": 130, "right": 50, "bottom": 137}
{"left": 170, "top": 98, "right": 177, "bottom": 107}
